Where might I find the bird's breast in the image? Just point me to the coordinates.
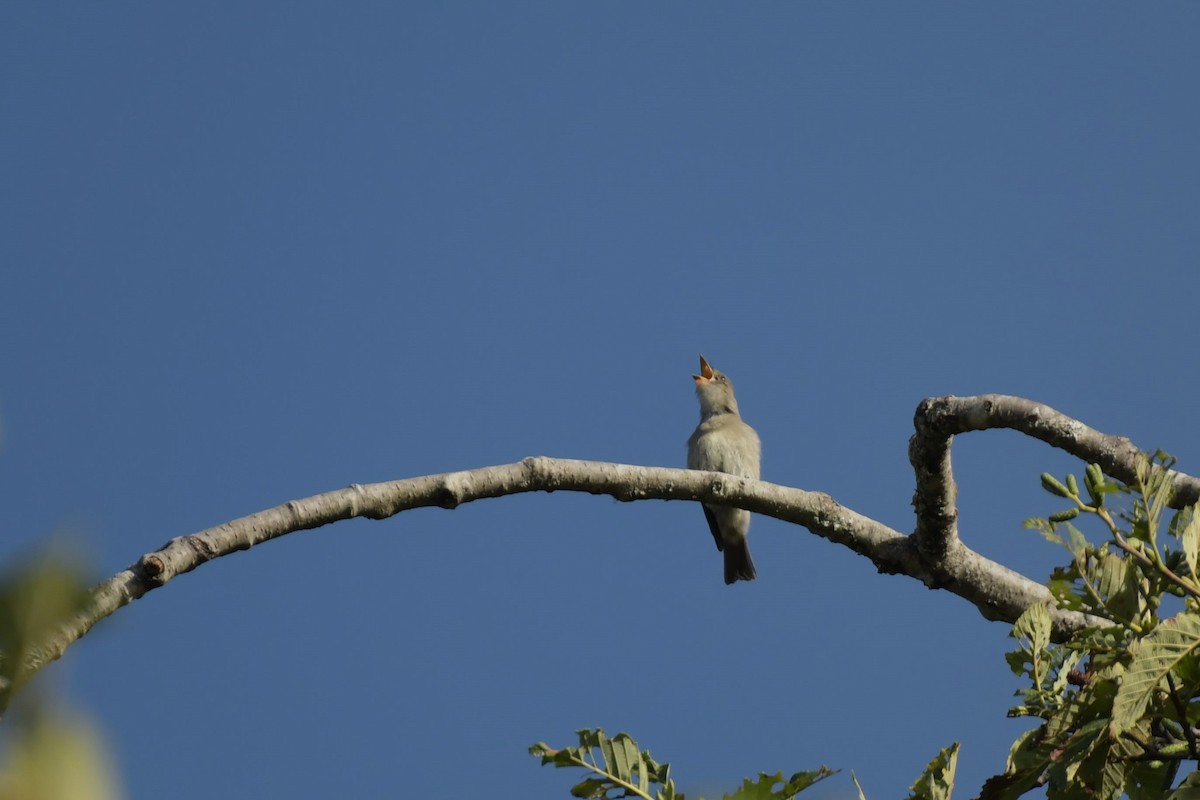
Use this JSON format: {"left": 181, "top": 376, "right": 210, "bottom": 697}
{"left": 686, "top": 422, "right": 761, "bottom": 479}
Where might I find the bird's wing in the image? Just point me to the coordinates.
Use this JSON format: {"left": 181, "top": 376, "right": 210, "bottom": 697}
{"left": 701, "top": 504, "right": 724, "bottom": 552}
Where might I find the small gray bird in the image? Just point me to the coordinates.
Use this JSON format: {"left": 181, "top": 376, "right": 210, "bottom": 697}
{"left": 687, "top": 355, "right": 761, "bottom": 584}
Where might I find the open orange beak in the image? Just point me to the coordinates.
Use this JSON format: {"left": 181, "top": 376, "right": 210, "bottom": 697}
{"left": 693, "top": 355, "right": 715, "bottom": 385}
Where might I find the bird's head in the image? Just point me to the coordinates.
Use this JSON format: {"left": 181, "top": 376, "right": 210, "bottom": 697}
{"left": 693, "top": 355, "right": 740, "bottom": 417}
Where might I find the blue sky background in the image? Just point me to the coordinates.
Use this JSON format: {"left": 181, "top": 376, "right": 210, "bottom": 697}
{"left": 2, "top": 4, "right": 1199, "bottom": 798}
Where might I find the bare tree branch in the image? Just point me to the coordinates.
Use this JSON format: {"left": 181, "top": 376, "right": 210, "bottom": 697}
{"left": 9, "top": 394, "right": 1192, "bottom": 710}
{"left": 910, "top": 394, "right": 1200, "bottom": 603}
{"left": 912, "top": 394, "right": 1200, "bottom": 512}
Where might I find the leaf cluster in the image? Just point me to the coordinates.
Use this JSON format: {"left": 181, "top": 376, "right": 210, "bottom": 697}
{"left": 989, "top": 453, "right": 1200, "bottom": 798}
{"left": 530, "top": 728, "right": 836, "bottom": 800}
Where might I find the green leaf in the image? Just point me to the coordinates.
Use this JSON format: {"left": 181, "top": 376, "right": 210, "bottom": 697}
{"left": 1119, "top": 729, "right": 1172, "bottom": 800}
{"left": 1063, "top": 523, "right": 1090, "bottom": 564}
{"left": 1143, "top": 453, "right": 1178, "bottom": 527}
{"left": 1025, "top": 516, "right": 1062, "bottom": 545}
{"left": 1096, "top": 552, "right": 1141, "bottom": 623}
{"left": 851, "top": 771, "right": 868, "bottom": 800}
{"left": 1012, "top": 602, "right": 1051, "bottom": 653}
{"left": 1051, "top": 650, "right": 1084, "bottom": 695}
{"left": 571, "top": 777, "right": 610, "bottom": 798}
{"left": 1003, "top": 650, "right": 1032, "bottom": 679}
{"left": 1182, "top": 505, "right": 1200, "bottom": 581}
{"left": 905, "top": 743, "right": 957, "bottom": 800}
{"left": 977, "top": 728, "right": 1054, "bottom": 800}
{"left": 1045, "top": 718, "right": 1109, "bottom": 798}
{"left": 533, "top": 729, "right": 833, "bottom": 800}
{"left": 1047, "top": 566, "right": 1091, "bottom": 613}
{"left": 531, "top": 729, "right": 675, "bottom": 800}
{"left": 1111, "top": 611, "right": 1200, "bottom": 736}
{"left": 728, "top": 768, "right": 837, "bottom": 800}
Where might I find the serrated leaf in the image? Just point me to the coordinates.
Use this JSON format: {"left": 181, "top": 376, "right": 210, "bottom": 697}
{"left": 1096, "top": 552, "right": 1140, "bottom": 623}
{"left": 1050, "top": 650, "right": 1084, "bottom": 695}
{"left": 1007, "top": 727, "right": 1050, "bottom": 774}
{"left": 731, "top": 772, "right": 785, "bottom": 800}
{"left": 597, "top": 732, "right": 640, "bottom": 787}
{"left": 778, "top": 767, "right": 837, "bottom": 796}
{"left": 599, "top": 732, "right": 617, "bottom": 775}
{"left": 905, "top": 742, "right": 957, "bottom": 800}
{"left": 1111, "top": 611, "right": 1200, "bottom": 736}
{"left": 1182, "top": 506, "right": 1200, "bottom": 581}
{"left": 728, "top": 767, "right": 837, "bottom": 800}
{"left": 977, "top": 727, "right": 1053, "bottom": 800}
{"left": 1047, "top": 567, "right": 1091, "bottom": 613}
{"left": 1144, "top": 454, "right": 1177, "bottom": 529}
{"left": 637, "top": 744, "right": 649, "bottom": 794}
{"left": 1044, "top": 690, "right": 1089, "bottom": 744}
{"left": 1064, "top": 523, "right": 1090, "bottom": 563}
{"left": 1004, "top": 650, "right": 1032, "bottom": 678}
{"left": 1117, "top": 730, "right": 1169, "bottom": 800}
{"left": 1025, "top": 516, "right": 1062, "bottom": 545}
{"left": 1045, "top": 718, "right": 1108, "bottom": 797}
{"left": 532, "top": 729, "right": 678, "bottom": 800}
{"left": 570, "top": 777, "right": 610, "bottom": 798}
{"left": 1012, "top": 602, "right": 1051, "bottom": 653}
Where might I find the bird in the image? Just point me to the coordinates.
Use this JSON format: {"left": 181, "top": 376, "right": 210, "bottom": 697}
{"left": 686, "top": 355, "right": 761, "bottom": 584}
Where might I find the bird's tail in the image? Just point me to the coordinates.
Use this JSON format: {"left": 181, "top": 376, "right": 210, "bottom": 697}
{"left": 724, "top": 539, "right": 757, "bottom": 584}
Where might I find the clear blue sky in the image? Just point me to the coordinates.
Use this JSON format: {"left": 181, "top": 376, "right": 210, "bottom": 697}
{"left": 2, "top": 4, "right": 1198, "bottom": 798}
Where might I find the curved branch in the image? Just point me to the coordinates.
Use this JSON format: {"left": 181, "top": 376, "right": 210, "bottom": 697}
{"left": 13, "top": 393, "right": 1186, "bottom": 708}
{"left": 911, "top": 394, "right": 1200, "bottom": 567}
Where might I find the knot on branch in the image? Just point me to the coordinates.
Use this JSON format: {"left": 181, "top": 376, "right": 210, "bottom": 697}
{"left": 433, "top": 475, "right": 467, "bottom": 509}
{"left": 521, "top": 456, "right": 552, "bottom": 483}
{"left": 704, "top": 475, "right": 732, "bottom": 502}
{"left": 912, "top": 396, "right": 944, "bottom": 431}
{"left": 139, "top": 554, "right": 167, "bottom": 586}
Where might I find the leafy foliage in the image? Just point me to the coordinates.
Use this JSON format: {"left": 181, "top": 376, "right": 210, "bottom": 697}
{"left": 729, "top": 769, "right": 839, "bottom": 800}
{"left": 905, "top": 743, "right": 958, "bottom": 800}
{"left": 530, "top": 728, "right": 835, "bottom": 800}
{"left": 531, "top": 729, "right": 683, "bottom": 800}
{"left": 1113, "top": 612, "right": 1200, "bottom": 737}
{"left": 997, "top": 452, "right": 1200, "bottom": 798}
